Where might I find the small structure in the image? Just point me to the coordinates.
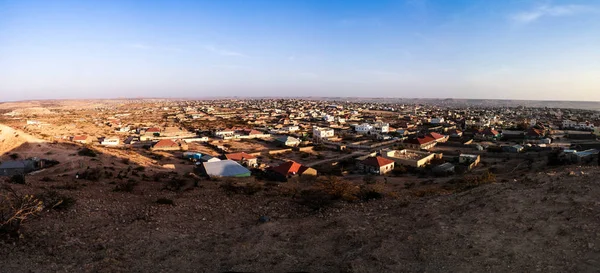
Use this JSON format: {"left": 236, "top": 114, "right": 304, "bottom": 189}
{"left": 403, "top": 136, "right": 437, "bottom": 150}
{"left": 358, "top": 156, "right": 395, "bottom": 175}
{"left": 183, "top": 152, "right": 203, "bottom": 161}
{"left": 267, "top": 161, "right": 317, "bottom": 181}
{"left": 0, "top": 159, "right": 41, "bottom": 176}
{"left": 100, "top": 137, "right": 120, "bottom": 146}
{"left": 72, "top": 135, "right": 89, "bottom": 144}
{"left": 225, "top": 152, "right": 258, "bottom": 167}
{"left": 459, "top": 154, "right": 481, "bottom": 170}
{"left": 197, "top": 160, "right": 251, "bottom": 178}
{"left": 198, "top": 154, "right": 221, "bottom": 163}
{"left": 152, "top": 139, "right": 180, "bottom": 151}
{"left": 275, "top": 136, "right": 301, "bottom": 147}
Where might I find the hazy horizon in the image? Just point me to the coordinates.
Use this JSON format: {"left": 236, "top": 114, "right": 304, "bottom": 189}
{"left": 2, "top": 0, "right": 600, "bottom": 101}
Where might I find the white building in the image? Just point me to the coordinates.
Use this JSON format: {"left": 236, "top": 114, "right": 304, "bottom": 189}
{"left": 313, "top": 127, "right": 334, "bottom": 139}
{"left": 372, "top": 122, "right": 390, "bottom": 134}
{"left": 355, "top": 123, "right": 373, "bottom": 134}
{"left": 283, "top": 125, "right": 299, "bottom": 133}
{"left": 101, "top": 138, "right": 120, "bottom": 146}
{"left": 323, "top": 114, "right": 335, "bottom": 122}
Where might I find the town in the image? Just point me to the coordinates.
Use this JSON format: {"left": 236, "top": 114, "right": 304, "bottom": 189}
{"left": 2, "top": 99, "right": 599, "bottom": 181}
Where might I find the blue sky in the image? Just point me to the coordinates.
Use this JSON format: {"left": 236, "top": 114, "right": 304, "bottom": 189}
{"left": 1, "top": 0, "right": 600, "bottom": 101}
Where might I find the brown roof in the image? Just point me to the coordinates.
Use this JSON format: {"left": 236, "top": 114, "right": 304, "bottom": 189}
{"left": 225, "top": 152, "right": 257, "bottom": 161}
{"left": 362, "top": 156, "right": 395, "bottom": 167}
{"left": 146, "top": 127, "right": 160, "bottom": 133}
{"left": 153, "top": 139, "right": 178, "bottom": 148}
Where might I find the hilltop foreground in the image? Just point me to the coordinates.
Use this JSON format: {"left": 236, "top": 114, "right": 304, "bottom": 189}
{"left": 1, "top": 165, "right": 599, "bottom": 272}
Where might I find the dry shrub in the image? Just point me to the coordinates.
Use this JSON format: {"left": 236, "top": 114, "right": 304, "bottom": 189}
{"left": 220, "top": 180, "right": 263, "bottom": 195}
{"left": 0, "top": 186, "right": 44, "bottom": 238}
{"left": 443, "top": 171, "right": 496, "bottom": 193}
{"left": 314, "top": 176, "right": 358, "bottom": 201}
{"left": 156, "top": 198, "right": 174, "bottom": 205}
{"left": 36, "top": 190, "right": 76, "bottom": 210}
{"left": 80, "top": 168, "right": 103, "bottom": 181}
{"left": 356, "top": 184, "right": 386, "bottom": 201}
{"left": 163, "top": 178, "right": 189, "bottom": 192}
{"left": 114, "top": 179, "right": 138, "bottom": 193}
{"left": 77, "top": 148, "right": 97, "bottom": 157}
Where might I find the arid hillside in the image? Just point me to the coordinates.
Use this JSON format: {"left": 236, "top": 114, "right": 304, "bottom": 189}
{"left": 1, "top": 159, "right": 599, "bottom": 272}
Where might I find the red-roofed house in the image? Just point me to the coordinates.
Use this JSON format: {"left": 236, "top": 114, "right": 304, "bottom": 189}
{"left": 403, "top": 136, "right": 437, "bottom": 150}
{"left": 358, "top": 156, "right": 395, "bottom": 175}
{"left": 427, "top": 132, "right": 449, "bottom": 143}
{"left": 225, "top": 152, "right": 258, "bottom": 167}
{"left": 267, "top": 161, "right": 317, "bottom": 181}
{"left": 72, "top": 135, "right": 89, "bottom": 144}
{"left": 151, "top": 139, "right": 181, "bottom": 151}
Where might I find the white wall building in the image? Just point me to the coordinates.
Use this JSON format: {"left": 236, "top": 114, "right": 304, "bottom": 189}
{"left": 355, "top": 123, "right": 373, "bottom": 134}
{"left": 313, "top": 126, "right": 334, "bottom": 139}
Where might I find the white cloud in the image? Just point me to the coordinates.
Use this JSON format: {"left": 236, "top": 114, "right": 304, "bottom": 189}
{"left": 510, "top": 5, "right": 596, "bottom": 24}
{"left": 204, "top": 45, "right": 245, "bottom": 57}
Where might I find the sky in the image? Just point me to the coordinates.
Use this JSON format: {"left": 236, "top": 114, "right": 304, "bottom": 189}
{"left": 1, "top": 0, "right": 600, "bottom": 102}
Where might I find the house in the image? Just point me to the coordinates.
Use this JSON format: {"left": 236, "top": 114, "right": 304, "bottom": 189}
{"left": 0, "top": 159, "right": 38, "bottom": 176}
{"left": 214, "top": 128, "right": 236, "bottom": 138}
{"left": 313, "top": 126, "right": 334, "bottom": 140}
{"left": 381, "top": 149, "right": 436, "bottom": 168}
{"left": 459, "top": 154, "right": 480, "bottom": 170}
{"left": 197, "top": 160, "right": 251, "bottom": 178}
{"left": 372, "top": 122, "right": 390, "bottom": 134}
{"left": 267, "top": 161, "right": 317, "bottom": 181}
{"left": 526, "top": 128, "right": 545, "bottom": 139}
{"left": 358, "top": 156, "right": 395, "bottom": 175}
{"left": 502, "top": 145, "right": 524, "bottom": 153}
{"left": 403, "top": 136, "right": 437, "bottom": 150}
{"left": 225, "top": 152, "right": 258, "bottom": 167}
{"left": 145, "top": 127, "right": 161, "bottom": 135}
{"left": 475, "top": 128, "right": 501, "bottom": 140}
{"left": 100, "top": 137, "right": 120, "bottom": 146}
{"left": 275, "top": 136, "right": 301, "bottom": 147}
{"left": 72, "top": 135, "right": 89, "bottom": 144}
{"left": 427, "top": 132, "right": 449, "bottom": 143}
{"left": 198, "top": 154, "right": 221, "bottom": 163}
{"left": 151, "top": 139, "right": 180, "bottom": 151}
{"left": 355, "top": 123, "right": 373, "bottom": 134}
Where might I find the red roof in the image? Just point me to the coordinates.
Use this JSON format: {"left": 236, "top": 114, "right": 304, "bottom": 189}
{"left": 428, "top": 132, "right": 446, "bottom": 140}
{"left": 482, "top": 128, "right": 500, "bottom": 136}
{"left": 268, "top": 161, "right": 310, "bottom": 176}
{"left": 153, "top": 139, "right": 178, "bottom": 148}
{"left": 146, "top": 127, "right": 160, "bottom": 133}
{"left": 362, "top": 156, "right": 395, "bottom": 167}
{"left": 73, "top": 135, "right": 88, "bottom": 141}
{"left": 225, "top": 152, "right": 257, "bottom": 161}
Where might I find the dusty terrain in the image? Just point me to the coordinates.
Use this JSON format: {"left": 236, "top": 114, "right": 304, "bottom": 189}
{"left": 1, "top": 123, "right": 599, "bottom": 272}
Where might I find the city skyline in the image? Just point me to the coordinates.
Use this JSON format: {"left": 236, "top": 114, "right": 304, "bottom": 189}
{"left": 2, "top": 0, "right": 600, "bottom": 101}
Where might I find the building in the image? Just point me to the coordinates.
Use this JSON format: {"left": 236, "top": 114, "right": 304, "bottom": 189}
{"left": 403, "top": 136, "right": 437, "bottom": 150}
{"left": 225, "top": 152, "right": 258, "bottom": 167}
{"left": 197, "top": 160, "right": 251, "bottom": 178}
{"left": 355, "top": 123, "right": 373, "bottom": 134}
{"left": 312, "top": 126, "right": 334, "bottom": 140}
{"left": 358, "top": 156, "right": 395, "bottom": 175}
{"left": 151, "top": 139, "right": 180, "bottom": 151}
{"left": 381, "top": 149, "right": 436, "bottom": 168}
{"left": 267, "top": 161, "right": 317, "bottom": 181}
{"left": 459, "top": 154, "right": 480, "bottom": 170}
{"left": 72, "top": 135, "right": 89, "bottom": 144}
{"left": 275, "top": 136, "right": 301, "bottom": 147}
{"left": 183, "top": 152, "right": 203, "bottom": 161}
{"left": 372, "top": 122, "right": 390, "bottom": 134}
{"left": 0, "top": 159, "right": 38, "bottom": 176}
{"left": 100, "top": 137, "right": 120, "bottom": 146}
{"left": 427, "top": 132, "right": 449, "bottom": 143}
